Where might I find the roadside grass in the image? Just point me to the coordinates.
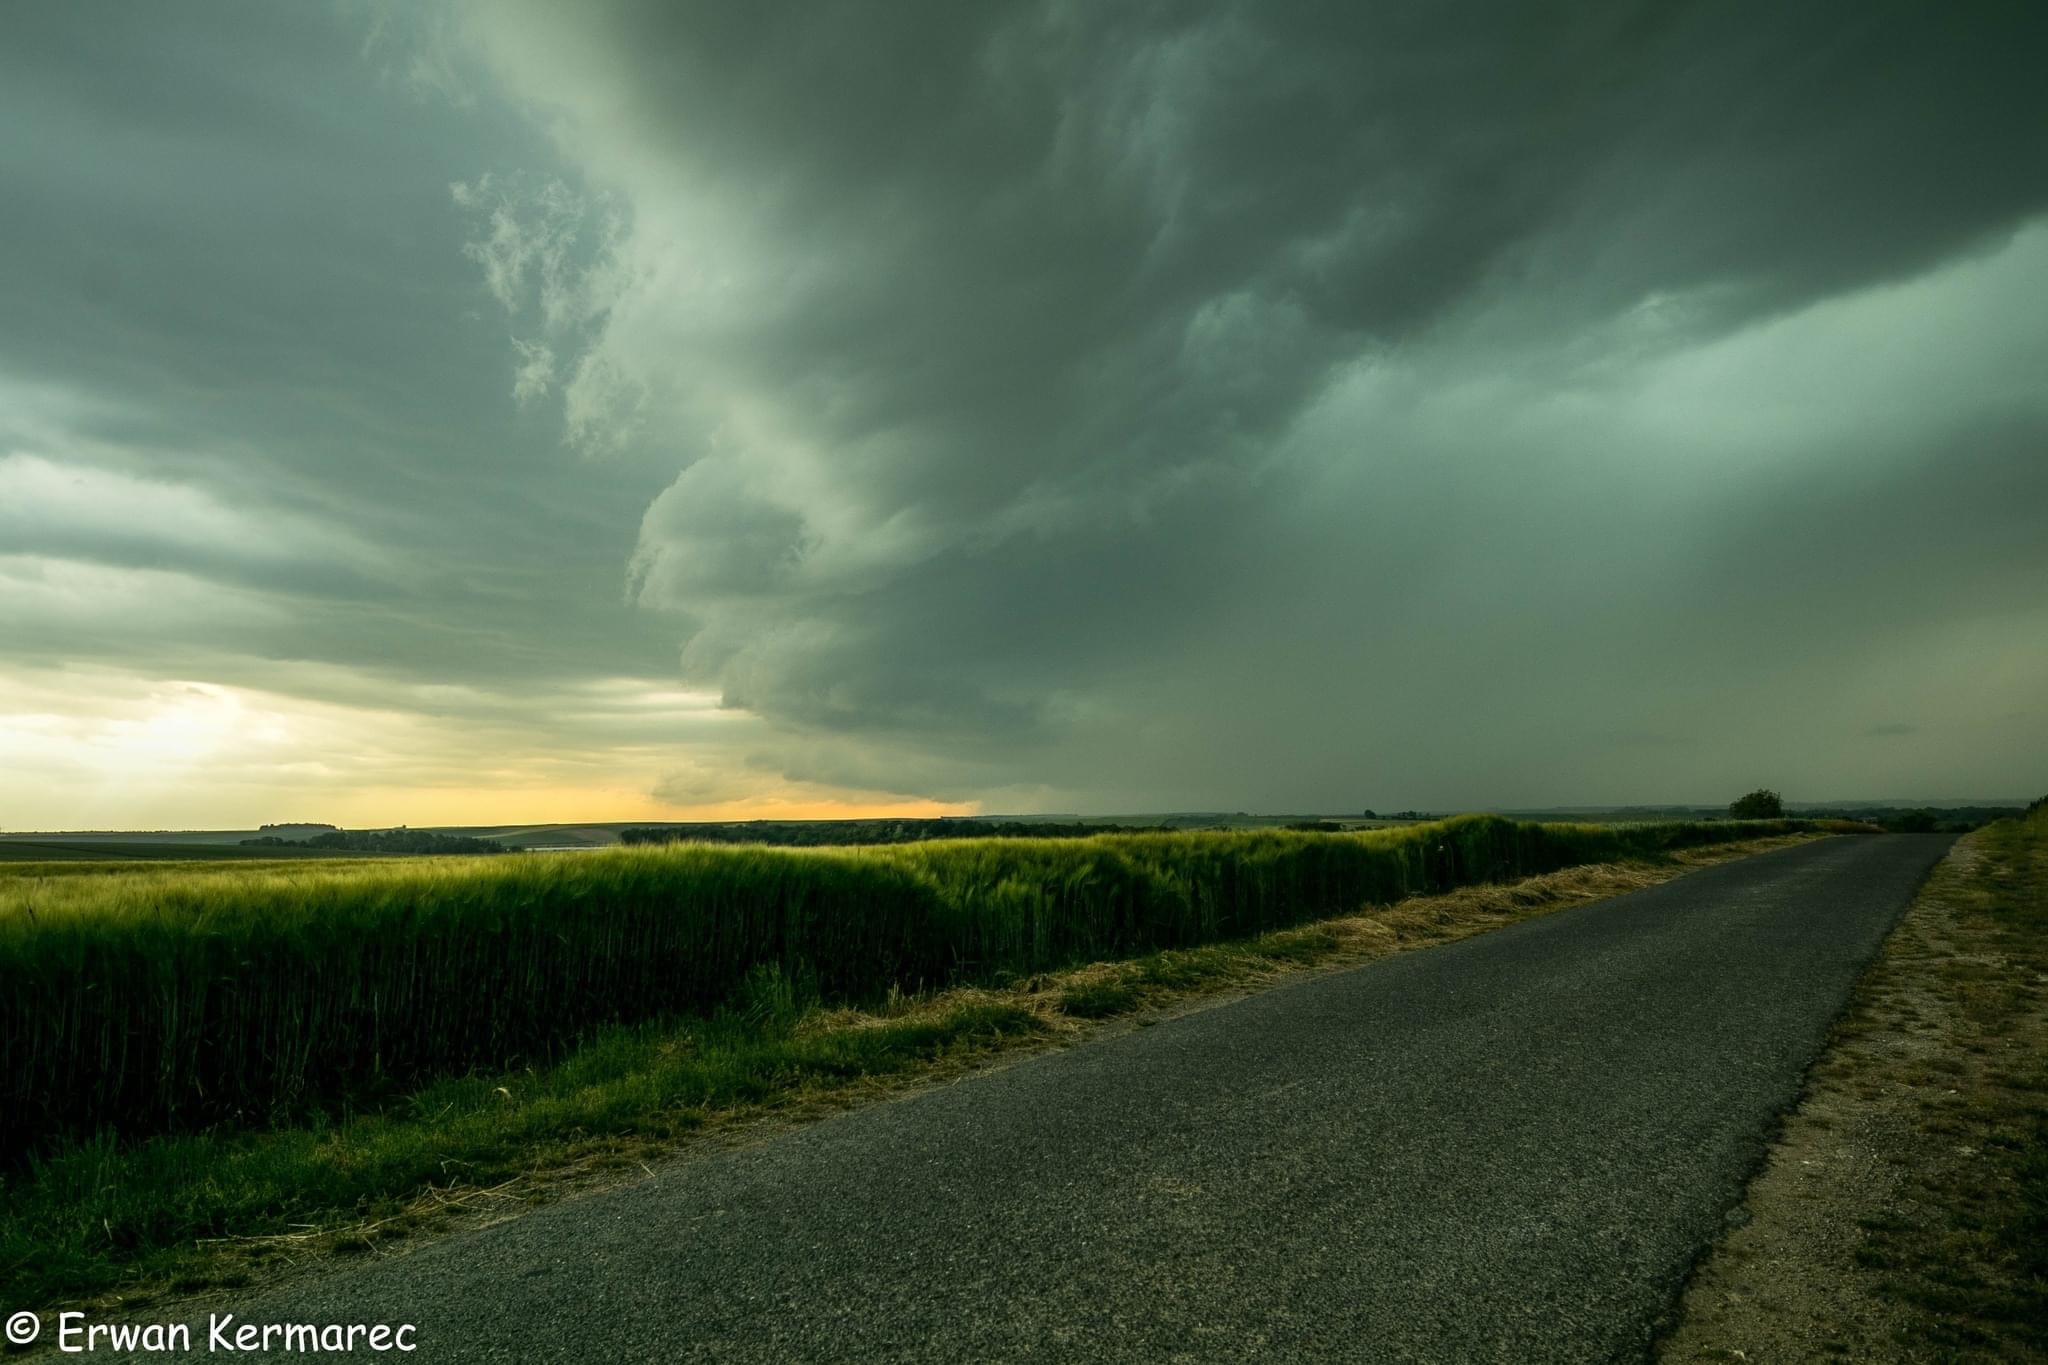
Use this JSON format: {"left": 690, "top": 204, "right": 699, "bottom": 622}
{"left": 0, "top": 833, "right": 1814, "bottom": 1313}
{"left": 1857, "top": 811, "right": 2048, "bottom": 1359}
{"left": 1660, "top": 809, "right": 2048, "bottom": 1363}
{"left": 1, "top": 990, "right": 1048, "bottom": 1309}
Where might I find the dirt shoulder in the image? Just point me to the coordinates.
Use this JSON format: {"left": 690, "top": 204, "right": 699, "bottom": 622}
{"left": 1659, "top": 815, "right": 2048, "bottom": 1363}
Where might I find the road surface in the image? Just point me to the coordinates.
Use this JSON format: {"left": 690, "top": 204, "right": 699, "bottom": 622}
{"left": 119, "top": 834, "right": 1952, "bottom": 1362}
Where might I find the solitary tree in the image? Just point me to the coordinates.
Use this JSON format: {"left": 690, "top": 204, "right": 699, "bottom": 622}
{"left": 1729, "top": 788, "right": 1784, "bottom": 819}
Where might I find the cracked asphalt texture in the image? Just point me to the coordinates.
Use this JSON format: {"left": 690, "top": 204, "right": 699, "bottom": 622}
{"left": 119, "top": 834, "right": 1952, "bottom": 1362}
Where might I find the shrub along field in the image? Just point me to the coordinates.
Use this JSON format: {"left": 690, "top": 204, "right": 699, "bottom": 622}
{"left": 0, "top": 815, "right": 1821, "bottom": 1160}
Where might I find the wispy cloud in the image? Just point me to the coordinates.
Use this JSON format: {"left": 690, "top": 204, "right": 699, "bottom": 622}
{"left": 450, "top": 172, "right": 635, "bottom": 442}
{"left": 0, "top": 454, "right": 379, "bottom": 585}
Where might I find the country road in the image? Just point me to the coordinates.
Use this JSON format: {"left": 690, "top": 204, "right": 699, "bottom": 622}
{"left": 109, "top": 834, "right": 1953, "bottom": 1363}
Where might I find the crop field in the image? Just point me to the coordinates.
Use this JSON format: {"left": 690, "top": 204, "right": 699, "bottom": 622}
{"left": 0, "top": 840, "right": 373, "bottom": 864}
{"left": 0, "top": 815, "right": 1817, "bottom": 1161}
{"left": 0, "top": 856, "right": 396, "bottom": 885}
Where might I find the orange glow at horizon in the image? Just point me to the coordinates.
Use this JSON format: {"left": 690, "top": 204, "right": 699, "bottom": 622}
{"left": 0, "top": 668, "right": 981, "bottom": 833}
{"left": 315, "top": 789, "right": 981, "bottom": 829}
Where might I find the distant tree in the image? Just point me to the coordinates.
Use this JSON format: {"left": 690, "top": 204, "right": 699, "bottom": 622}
{"left": 1729, "top": 788, "right": 1784, "bottom": 820}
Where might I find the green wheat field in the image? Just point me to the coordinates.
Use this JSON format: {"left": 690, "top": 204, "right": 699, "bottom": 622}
{"left": 2, "top": 815, "right": 1814, "bottom": 1158}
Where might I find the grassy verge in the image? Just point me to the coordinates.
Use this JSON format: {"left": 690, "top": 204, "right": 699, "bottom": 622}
{"left": 0, "top": 833, "right": 1815, "bottom": 1313}
{"left": 1661, "top": 809, "right": 2048, "bottom": 1363}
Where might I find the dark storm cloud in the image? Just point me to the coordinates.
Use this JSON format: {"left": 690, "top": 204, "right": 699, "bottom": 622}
{"left": 452, "top": 0, "right": 2048, "bottom": 804}
{"left": 4, "top": 2, "right": 2043, "bottom": 823}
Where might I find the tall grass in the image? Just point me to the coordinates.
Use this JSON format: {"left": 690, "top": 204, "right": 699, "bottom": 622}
{"left": 0, "top": 815, "right": 1812, "bottom": 1156}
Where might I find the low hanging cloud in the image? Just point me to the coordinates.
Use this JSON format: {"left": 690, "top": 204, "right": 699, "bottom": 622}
{"left": 0, "top": 454, "right": 381, "bottom": 590}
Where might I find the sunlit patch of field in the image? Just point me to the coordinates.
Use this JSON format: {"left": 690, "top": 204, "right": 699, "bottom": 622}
{"left": 434, "top": 824, "right": 622, "bottom": 848}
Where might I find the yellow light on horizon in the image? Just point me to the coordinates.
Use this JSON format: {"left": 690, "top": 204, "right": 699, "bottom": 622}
{"left": 0, "top": 667, "right": 978, "bottom": 831}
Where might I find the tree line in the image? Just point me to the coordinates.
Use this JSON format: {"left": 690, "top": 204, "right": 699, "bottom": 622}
{"left": 617, "top": 819, "right": 1173, "bottom": 847}
{"left": 241, "top": 829, "right": 509, "bottom": 855}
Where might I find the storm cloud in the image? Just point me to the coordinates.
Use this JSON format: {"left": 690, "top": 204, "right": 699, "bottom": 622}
{"left": 2, "top": 1, "right": 2044, "bottom": 826}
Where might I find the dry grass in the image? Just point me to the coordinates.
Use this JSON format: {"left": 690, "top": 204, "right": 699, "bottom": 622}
{"left": 1661, "top": 813, "right": 2048, "bottom": 1363}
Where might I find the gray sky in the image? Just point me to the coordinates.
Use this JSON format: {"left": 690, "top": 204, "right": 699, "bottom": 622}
{"left": 2, "top": 1, "right": 2043, "bottom": 828}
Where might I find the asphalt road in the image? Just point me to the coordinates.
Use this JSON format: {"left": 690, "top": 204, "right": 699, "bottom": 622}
{"left": 112, "top": 834, "right": 1951, "bottom": 1363}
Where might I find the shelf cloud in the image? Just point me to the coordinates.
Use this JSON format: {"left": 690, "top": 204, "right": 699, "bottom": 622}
{"left": 2, "top": 1, "right": 2043, "bottom": 825}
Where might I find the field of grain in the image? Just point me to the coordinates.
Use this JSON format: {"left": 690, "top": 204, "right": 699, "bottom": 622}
{"left": 0, "top": 815, "right": 1815, "bottom": 1157}
{"left": 0, "top": 840, "right": 371, "bottom": 864}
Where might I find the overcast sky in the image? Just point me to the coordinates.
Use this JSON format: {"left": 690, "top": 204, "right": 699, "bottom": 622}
{"left": 2, "top": 1, "right": 2043, "bottom": 829}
